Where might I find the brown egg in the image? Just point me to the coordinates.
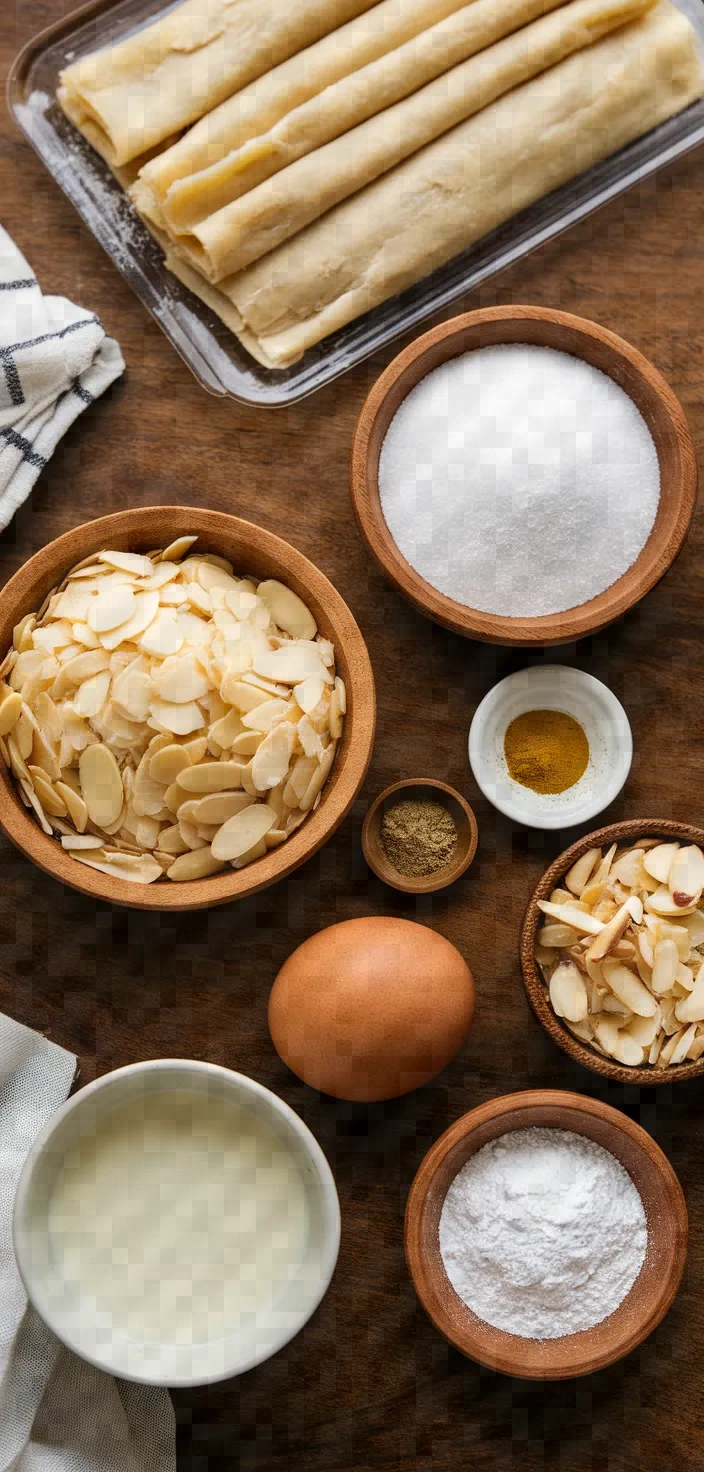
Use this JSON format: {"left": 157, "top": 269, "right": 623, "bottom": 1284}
{"left": 268, "top": 916, "right": 475, "bottom": 1101}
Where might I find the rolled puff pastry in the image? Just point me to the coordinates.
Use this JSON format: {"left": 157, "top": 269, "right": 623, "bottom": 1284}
{"left": 133, "top": 0, "right": 490, "bottom": 226}
{"left": 137, "top": 0, "right": 572, "bottom": 232}
{"left": 168, "top": 0, "right": 659, "bottom": 281}
{"left": 58, "top": 0, "right": 380, "bottom": 167}
{"left": 165, "top": 2, "right": 704, "bottom": 366}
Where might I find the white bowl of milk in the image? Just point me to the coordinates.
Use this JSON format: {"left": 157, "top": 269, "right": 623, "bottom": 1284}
{"left": 13, "top": 1060, "right": 340, "bottom": 1386}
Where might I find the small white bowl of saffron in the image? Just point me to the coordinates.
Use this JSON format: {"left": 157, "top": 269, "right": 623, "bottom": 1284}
{"left": 468, "top": 666, "right": 632, "bottom": 830}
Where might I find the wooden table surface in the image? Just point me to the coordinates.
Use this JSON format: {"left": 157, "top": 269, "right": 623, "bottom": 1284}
{"left": 3, "top": 6, "right": 704, "bottom": 1469}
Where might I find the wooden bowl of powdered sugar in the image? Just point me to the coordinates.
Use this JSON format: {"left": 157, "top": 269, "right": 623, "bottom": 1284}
{"left": 351, "top": 306, "right": 697, "bottom": 647}
{"left": 405, "top": 1089, "right": 687, "bottom": 1379}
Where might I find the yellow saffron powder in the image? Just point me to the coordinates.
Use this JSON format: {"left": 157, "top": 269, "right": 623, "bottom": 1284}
{"left": 503, "top": 709, "right": 589, "bottom": 795}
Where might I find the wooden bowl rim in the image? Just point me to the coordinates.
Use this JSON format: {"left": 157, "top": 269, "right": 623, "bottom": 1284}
{"left": 361, "top": 777, "right": 478, "bottom": 893}
{"left": 350, "top": 305, "right": 697, "bottom": 648}
{"left": 0, "top": 507, "right": 376, "bottom": 910}
{"left": 405, "top": 1088, "right": 688, "bottom": 1379}
{"left": 520, "top": 818, "right": 704, "bottom": 1085}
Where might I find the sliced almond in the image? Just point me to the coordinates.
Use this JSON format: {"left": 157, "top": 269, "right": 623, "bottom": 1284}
{"left": 549, "top": 962, "right": 588, "bottom": 1022}
{"left": 300, "top": 742, "right": 336, "bottom": 812}
{"left": 683, "top": 909, "right": 704, "bottom": 946}
{"left": 0, "top": 692, "right": 23, "bottom": 737}
{"left": 78, "top": 745, "right": 123, "bottom": 828}
{"left": 643, "top": 842, "right": 679, "bottom": 885}
{"left": 87, "top": 584, "right": 136, "bottom": 634}
{"left": 241, "top": 697, "right": 289, "bottom": 733}
{"left": 253, "top": 644, "right": 330, "bottom": 686}
{"left": 60, "top": 833, "right": 104, "bottom": 850}
{"left": 211, "top": 804, "right": 277, "bottom": 861}
{"left": 293, "top": 675, "right": 325, "bottom": 716}
{"left": 537, "top": 901, "right": 603, "bottom": 936}
{"left": 645, "top": 885, "right": 698, "bottom": 917}
{"left": 609, "top": 1033, "right": 645, "bottom": 1067}
{"left": 55, "top": 781, "right": 88, "bottom": 833}
{"left": 651, "top": 937, "right": 679, "bottom": 995}
{"left": 232, "top": 731, "right": 263, "bottom": 757}
{"left": 256, "top": 581, "right": 316, "bottom": 641}
{"left": 251, "top": 724, "right": 295, "bottom": 791}
{"left": 668, "top": 845, "right": 704, "bottom": 908}
{"left": 191, "top": 791, "right": 254, "bottom": 825}
{"left": 152, "top": 652, "right": 210, "bottom": 705}
{"left": 585, "top": 901, "right": 632, "bottom": 962}
{"left": 149, "top": 744, "right": 191, "bottom": 784}
{"left": 233, "top": 837, "right": 268, "bottom": 868}
{"left": 208, "top": 709, "right": 243, "bottom": 750}
{"left": 601, "top": 960, "right": 657, "bottom": 1017}
{"left": 160, "top": 536, "right": 198, "bottom": 562}
{"left": 29, "top": 771, "right": 67, "bottom": 817}
{"left": 98, "top": 550, "right": 154, "bottom": 578}
{"left": 150, "top": 700, "right": 205, "bottom": 736}
{"left": 674, "top": 963, "right": 704, "bottom": 1023}
{"left": 224, "top": 681, "right": 270, "bottom": 714}
{"left": 176, "top": 761, "right": 244, "bottom": 794}
{"left": 626, "top": 1009, "right": 662, "bottom": 1048}
{"left": 657, "top": 1028, "right": 688, "bottom": 1068}
{"left": 167, "top": 848, "right": 226, "bottom": 881}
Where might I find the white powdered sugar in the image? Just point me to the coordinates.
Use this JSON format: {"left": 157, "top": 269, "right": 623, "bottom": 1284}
{"left": 378, "top": 344, "right": 660, "bottom": 618}
{"left": 439, "top": 1127, "right": 647, "bottom": 1341}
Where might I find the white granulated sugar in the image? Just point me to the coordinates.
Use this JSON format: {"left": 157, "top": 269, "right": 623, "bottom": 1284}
{"left": 378, "top": 345, "right": 660, "bottom": 618}
{"left": 439, "top": 1127, "right": 647, "bottom": 1341}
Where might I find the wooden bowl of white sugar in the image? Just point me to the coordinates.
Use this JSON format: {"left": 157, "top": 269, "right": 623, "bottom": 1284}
{"left": 351, "top": 307, "right": 697, "bottom": 647}
{"left": 405, "top": 1089, "right": 687, "bottom": 1379}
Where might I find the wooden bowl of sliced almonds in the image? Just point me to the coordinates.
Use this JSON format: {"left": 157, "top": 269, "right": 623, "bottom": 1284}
{"left": 520, "top": 820, "right": 704, "bottom": 1085}
{"left": 0, "top": 507, "right": 375, "bottom": 910}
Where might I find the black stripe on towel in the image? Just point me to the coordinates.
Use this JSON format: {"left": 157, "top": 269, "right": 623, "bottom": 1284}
{"left": 0, "top": 427, "right": 47, "bottom": 469}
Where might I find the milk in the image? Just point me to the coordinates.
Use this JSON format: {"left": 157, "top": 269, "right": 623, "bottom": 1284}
{"left": 46, "top": 1088, "right": 308, "bottom": 1344}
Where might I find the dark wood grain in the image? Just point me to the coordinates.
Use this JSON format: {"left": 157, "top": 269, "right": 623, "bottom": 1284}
{"left": 3, "top": 4, "right": 704, "bottom": 1468}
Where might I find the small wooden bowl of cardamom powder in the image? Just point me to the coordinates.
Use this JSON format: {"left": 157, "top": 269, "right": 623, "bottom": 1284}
{"left": 362, "top": 779, "right": 478, "bottom": 894}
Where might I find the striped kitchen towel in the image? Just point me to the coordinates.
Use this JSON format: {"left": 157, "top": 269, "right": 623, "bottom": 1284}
{"left": 0, "top": 225, "right": 124, "bottom": 530}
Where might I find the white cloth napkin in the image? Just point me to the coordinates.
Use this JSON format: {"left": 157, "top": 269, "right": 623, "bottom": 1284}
{"left": 0, "top": 225, "right": 124, "bottom": 530}
{"left": 0, "top": 1010, "right": 175, "bottom": 1472}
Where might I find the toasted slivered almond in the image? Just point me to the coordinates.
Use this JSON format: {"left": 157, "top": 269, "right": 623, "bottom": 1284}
{"left": 549, "top": 962, "right": 588, "bottom": 1023}
{"left": 651, "top": 938, "right": 679, "bottom": 995}
{"left": 585, "top": 902, "right": 632, "bottom": 962}
{"left": 602, "top": 960, "right": 657, "bottom": 1018}
{"left": 564, "top": 848, "right": 602, "bottom": 896}
{"left": 537, "top": 901, "right": 603, "bottom": 936}
{"left": 536, "top": 834, "right": 704, "bottom": 1071}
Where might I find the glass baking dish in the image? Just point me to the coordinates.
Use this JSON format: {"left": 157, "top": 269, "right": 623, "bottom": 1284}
{"left": 8, "top": 0, "right": 704, "bottom": 406}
